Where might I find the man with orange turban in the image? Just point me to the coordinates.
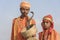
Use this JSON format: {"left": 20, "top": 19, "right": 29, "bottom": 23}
{"left": 11, "top": 1, "right": 37, "bottom": 40}
{"left": 39, "top": 14, "right": 60, "bottom": 40}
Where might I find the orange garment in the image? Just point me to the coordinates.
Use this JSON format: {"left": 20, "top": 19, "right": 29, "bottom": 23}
{"left": 11, "top": 17, "right": 36, "bottom": 40}
{"left": 39, "top": 29, "right": 60, "bottom": 40}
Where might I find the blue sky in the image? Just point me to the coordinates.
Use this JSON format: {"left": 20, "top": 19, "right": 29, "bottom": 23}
{"left": 0, "top": 0, "right": 60, "bottom": 40}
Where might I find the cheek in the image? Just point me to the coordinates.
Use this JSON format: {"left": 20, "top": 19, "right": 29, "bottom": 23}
{"left": 21, "top": 10, "right": 25, "bottom": 13}
{"left": 46, "top": 23, "right": 51, "bottom": 27}
{"left": 41, "top": 23, "right": 45, "bottom": 28}
{"left": 25, "top": 10, "right": 29, "bottom": 13}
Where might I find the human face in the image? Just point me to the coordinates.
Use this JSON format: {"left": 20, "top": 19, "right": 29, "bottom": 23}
{"left": 42, "top": 19, "right": 51, "bottom": 30}
{"left": 20, "top": 7, "right": 30, "bottom": 17}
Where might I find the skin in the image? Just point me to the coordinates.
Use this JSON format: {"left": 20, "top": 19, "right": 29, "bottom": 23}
{"left": 41, "top": 19, "right": 51, "bottom": 30}
{"left": 20, "top": 6, "right": 30, "bottom": 18}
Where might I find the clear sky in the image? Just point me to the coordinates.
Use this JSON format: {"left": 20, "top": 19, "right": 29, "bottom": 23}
{"left": 0, "top": 0, "right": 60, "bottom": 40}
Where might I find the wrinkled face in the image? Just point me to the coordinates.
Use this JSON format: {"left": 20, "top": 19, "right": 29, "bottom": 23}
{"left": 42, "top": 19, "right": 51, "bottom": 30}
{"left": 20, "top": 7, "right": 30, "bottom": 16}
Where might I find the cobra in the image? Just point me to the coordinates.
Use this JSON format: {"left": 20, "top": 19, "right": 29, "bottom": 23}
{"left": 26, "top": 11, "right": 34, "bottom": 30}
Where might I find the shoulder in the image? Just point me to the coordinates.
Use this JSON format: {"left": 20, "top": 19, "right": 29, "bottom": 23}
{"left": 31, "top": 18, "right": 36, "bottom": 24}
{"left": 12, "top": 17, "right": 20, "bottom": 24}
{"left": 13, "top": 18, "right": 17, "bottom": 22}
{"left": 57, "top": 32, "right": 60, "bottom": 39}
{"left": 28, "top": 16, "right": 35, "bottom": 22}
{"left": 56, "top": 31, "right": 60, "bottom": 37}
{"left": 12, "top": 17, "right": 20, "bottom": 22}
{"left": 28, "top": 16, "right": 36, "bottom": 24}
{"left": 53, "top": 30, "right": 60, "bottom": 37}
{"left": 31, "top": 18, "right": 35, "bottom": 22}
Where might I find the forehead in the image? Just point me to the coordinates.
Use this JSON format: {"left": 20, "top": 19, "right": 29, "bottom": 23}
{"left": 43, "top": 19, "right": 50, "bottom": 22}
{"left": 21, "top": 6, "right": 30, "bottom": 9}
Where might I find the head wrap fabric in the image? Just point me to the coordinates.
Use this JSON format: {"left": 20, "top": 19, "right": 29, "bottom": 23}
{"left": 42, "top": 14, "right": 54, "bottom": 34}
{"left": 43, "top": 14, "right": 53, "bottom": 23}
{"left": 20, "top": 1, "right": 31, "bottom": 8}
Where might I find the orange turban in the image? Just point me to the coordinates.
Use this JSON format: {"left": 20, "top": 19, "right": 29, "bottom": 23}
{"left": 20, "top": 1, "right": 31, "bottom": 8}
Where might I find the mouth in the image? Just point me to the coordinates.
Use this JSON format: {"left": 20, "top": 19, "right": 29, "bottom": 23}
{"left": 22, "top": 13, "right": 28, "bottom": 16}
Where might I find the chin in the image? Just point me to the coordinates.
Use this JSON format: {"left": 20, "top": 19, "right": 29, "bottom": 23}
{"left": 25, "top": 15, "right": 27, "bottom": 16}
{"left": 44, "top": 27, "right": 48, "bottom": 30}
{"left": 23, "top": 14, "right": 27, "bottom": 16}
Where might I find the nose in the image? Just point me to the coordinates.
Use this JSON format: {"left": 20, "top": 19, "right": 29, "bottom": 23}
{"left": 44, "top": 22, "right": 47, "bottom": 25}
{"left": 24, "top": 9, "right": 27, "bottom": 12}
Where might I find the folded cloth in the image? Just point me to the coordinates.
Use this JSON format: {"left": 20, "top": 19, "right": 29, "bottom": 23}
{"left": 21, "top": 25, "right": 37, "bottom": 38}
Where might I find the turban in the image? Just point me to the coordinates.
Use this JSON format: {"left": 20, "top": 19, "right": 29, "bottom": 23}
{"left": 43, "top": 14, "right": 53, "bottom": 23}
{"left": 20, "top": 1, "right": 31, "bottom": 8}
